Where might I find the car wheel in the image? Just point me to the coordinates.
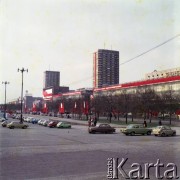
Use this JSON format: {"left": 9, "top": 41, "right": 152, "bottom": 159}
{"left": 172, "top": 132, "right": 176, "bottom": 136}
{"left": 161, "top": 133, "right": 166, "bottom": 137}
{"left": 22, "top": 126, "right": 27, "bottom": 129}
{"left": 154, "top": 135, "right": 158, "bottom": 136}
{"left": 92, "top": 131, "right": 95, "bottom": 134}
{"left": 130, "top": 132, "right": 135, "bottom": 136}
{"left": 147, "top": 131, "right": 151, "bottom": 135}
{"left": 10, "top": 126, "right": 14, "bottom": 129}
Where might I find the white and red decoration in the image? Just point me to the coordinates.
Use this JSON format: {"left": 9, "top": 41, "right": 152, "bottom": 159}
{"left": 83, "top": 101, "right": 89, "bottom": 115}
{"left": 59, "top": 102, "right": 65, "bottom": 114}
{"left": 43, "top": 103, "right": 48, "bottom": 114}
{"left": 43, "top": 88, "right": 53, "bottom": 101}
{"left": 32, "top": 103, "right": 37, "bottom": 113}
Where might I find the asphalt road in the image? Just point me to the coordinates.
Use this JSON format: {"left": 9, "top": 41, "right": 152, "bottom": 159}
{"left": 0, "top": 118, "right": 180, "bottom": 180}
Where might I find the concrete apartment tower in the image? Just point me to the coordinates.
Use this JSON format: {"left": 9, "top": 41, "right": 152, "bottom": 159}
{"left": 43, "top": 71, "right": 60, "bottom": 89}
{"left": 93, "top": 49, "right": 119, "bottom": 88}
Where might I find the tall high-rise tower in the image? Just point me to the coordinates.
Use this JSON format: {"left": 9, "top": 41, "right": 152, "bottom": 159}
{"left": 43, "top": 71, "right": 60, "bottom": 89}
{"left": 93, "top": 49, "right": 119, "bottom": 88}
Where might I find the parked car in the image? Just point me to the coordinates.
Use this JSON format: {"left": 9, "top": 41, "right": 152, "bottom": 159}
{"left": 38, "top": 119, "right": 47, "bottom": 125}
{"left": 38, "top": 119, "right": 44, "bottom": 125}
{"left": 152, "top": 126, "right": 176, "bottom": 137}
{"left": 1, "top": 120, "right": 9, "bottom": 127}
{"left": 88, "top": 124, "right": 115, "bottom": 134}
{"left": 56, "top": 122, "right": 71, "bottom": 128}
{"left": 158, "top": 114, "right": 170, "bottom": 119}
{"left": 11, "top": 114, "right": 16, "bottom": 119}
{"left": 42, "top": 120, "right": 50, "bottom": 126}
{"left": 48, "top": 121, "right": 59, "bottom": 128}
{"left": 120, "top": 124, "right": 152, "bottom": 136}
{"left": 0, "top": 117, "right": 6, "bottom": 122}
{"left": 7, "top": 121, "right": 28, "bottom": 129}
{"left": 32, "top": 118, "right": 39, "bottom": 124}
{"left": 27, "top": 117, "right": 34, "bottom": 123}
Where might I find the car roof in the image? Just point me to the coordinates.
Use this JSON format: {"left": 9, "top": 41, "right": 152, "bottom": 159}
{"left": 128, "top": 124, "right": 141, "bottom": 126}
{"left": 157, "top": 125, "right": 171, "bottom": 128}
{"left": 100, "top": 123, "right": 110, "bottom": 125}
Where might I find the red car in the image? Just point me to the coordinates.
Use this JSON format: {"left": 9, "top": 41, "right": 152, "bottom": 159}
{"left": 48, "top": 121, "right": 59, "bottom": 128}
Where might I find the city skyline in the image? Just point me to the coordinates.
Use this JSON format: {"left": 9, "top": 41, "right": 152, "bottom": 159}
{"left": 0, "top": 0, "right": 180, "bottom": 104}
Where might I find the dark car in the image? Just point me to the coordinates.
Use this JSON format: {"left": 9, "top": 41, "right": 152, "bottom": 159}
{"left": 88, "top": 124, "right": 115, "bottom": 134}
{"left": 48, "top": 121, "right": 59, "bottom": 128}
{"left": 31, "top": 118, "right": 39, "bottom": 124}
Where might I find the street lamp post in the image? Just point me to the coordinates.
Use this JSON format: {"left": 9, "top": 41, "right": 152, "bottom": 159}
{"left": 18, "top": 68, "right": 28, "bottom": 123}
{"left": 2, "top": 81, "right": 9, "bottom": 119}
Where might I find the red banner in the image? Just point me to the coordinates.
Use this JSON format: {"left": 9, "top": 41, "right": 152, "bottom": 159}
{"left": 59, "top": 102, "right": 65, "bottom": 114}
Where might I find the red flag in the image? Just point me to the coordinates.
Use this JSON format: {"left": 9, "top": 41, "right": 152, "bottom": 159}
{"left": 32, "top": 103, "right": 37, "bottom": 112}
{"left": 84, "top": 101, "right": 89, "bottom": 114}
{"left": 43, "top": 103, "right": 48, "bottom": 113}
{"left": 73, "top": 102, "right": 77, "bottom": 112}
{"left": 74, "top": 102, "right": 77, "bottom": 109}
{"left": 24, "top": 104, "right": 27, "bottom": 113}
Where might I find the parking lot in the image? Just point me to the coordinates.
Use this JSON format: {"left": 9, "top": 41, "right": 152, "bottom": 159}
{"left": 0, "top": 116, "right": 180, "bottom": 180}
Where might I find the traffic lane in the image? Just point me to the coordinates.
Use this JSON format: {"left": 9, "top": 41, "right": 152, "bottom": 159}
{"left": 1, "top": 146, "right": 179, "bottom": 180}
{"left": 1, "top": 121, "right": 180, "bottom": 153}
{"left": 1, "top": 124, "right": 180, "bottom": 179}
{"left": 1, "top": 122, "right": 180, "bottom": 148}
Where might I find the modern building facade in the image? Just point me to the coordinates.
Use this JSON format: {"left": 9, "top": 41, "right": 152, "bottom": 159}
{"left": 43, "top": 71, "right": 60, "bottom": 89}
{"left": 93, "top": 49, "right": 119, "bottom": 88}
{"left": 94, "top": 68, "right": 180, "bottom": 97}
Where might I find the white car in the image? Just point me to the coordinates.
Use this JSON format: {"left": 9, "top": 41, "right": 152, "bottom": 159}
{"left": 42, "top": 120, "right": 50, "bottom": 126}
{"left": 0, "top": 117, "right": 6, "bottom": 122}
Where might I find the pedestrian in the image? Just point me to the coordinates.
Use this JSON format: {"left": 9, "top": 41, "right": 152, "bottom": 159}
{"left": 109, "top": 112, "right": 112, "bottom": 123}
{"left": 159, "top": 120, "right": 162, "bottom": 126}
{"left": 88, "top": 118, "right": 91, "bottom": 127}
{"left": 114, "top": 113, "right": 117, "bottom": 120}
{"left": 143, "top": 120, "right": 147, "bottom": 127}
{"left": 91, "top": 117, "right": 94, "bottom": 126}
{"left": 94, "top": 116, "right": 97, "bottom": 126}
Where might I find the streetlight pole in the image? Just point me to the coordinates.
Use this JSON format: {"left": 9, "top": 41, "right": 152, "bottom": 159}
{"left": 18, "top": 68, "right": 28, "bottom": 123}
{"left": 2, "top": 81, "right": 9, "bottom": 119}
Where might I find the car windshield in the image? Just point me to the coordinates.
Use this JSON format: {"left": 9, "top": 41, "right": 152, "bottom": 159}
{"left": 154, "top": 126, "right": 162, "bottom": 129}
{"left": 127, "top": 125, "right": 134, "bottom": 128}
{"left": 164, "top": 126, "right": 171, "bottom": 130}
{"left": 99, "top": 124, "right": 110, "bottom": 127}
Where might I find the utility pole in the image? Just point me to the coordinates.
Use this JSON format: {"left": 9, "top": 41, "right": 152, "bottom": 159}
{"left": 18, "top": 68, "right": 28, "bottom": 123}
{"left": 2, "top": 81, "right": 9, "bottom": 119}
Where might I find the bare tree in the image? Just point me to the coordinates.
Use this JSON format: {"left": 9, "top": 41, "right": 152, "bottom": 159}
{"left": 138, "top": 88, "right": 158, "bottom": 123}
{"left": 160, "top": 87, "right": 180, "bottom": 124}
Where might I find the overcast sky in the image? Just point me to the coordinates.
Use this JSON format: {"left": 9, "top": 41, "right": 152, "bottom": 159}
{"left": 0, "top": 0, "right": 180, "bottom": 104}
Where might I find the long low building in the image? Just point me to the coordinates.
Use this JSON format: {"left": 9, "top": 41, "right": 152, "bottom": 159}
{"left": 94, "top": 75, "right": 180, "bottom": 96}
